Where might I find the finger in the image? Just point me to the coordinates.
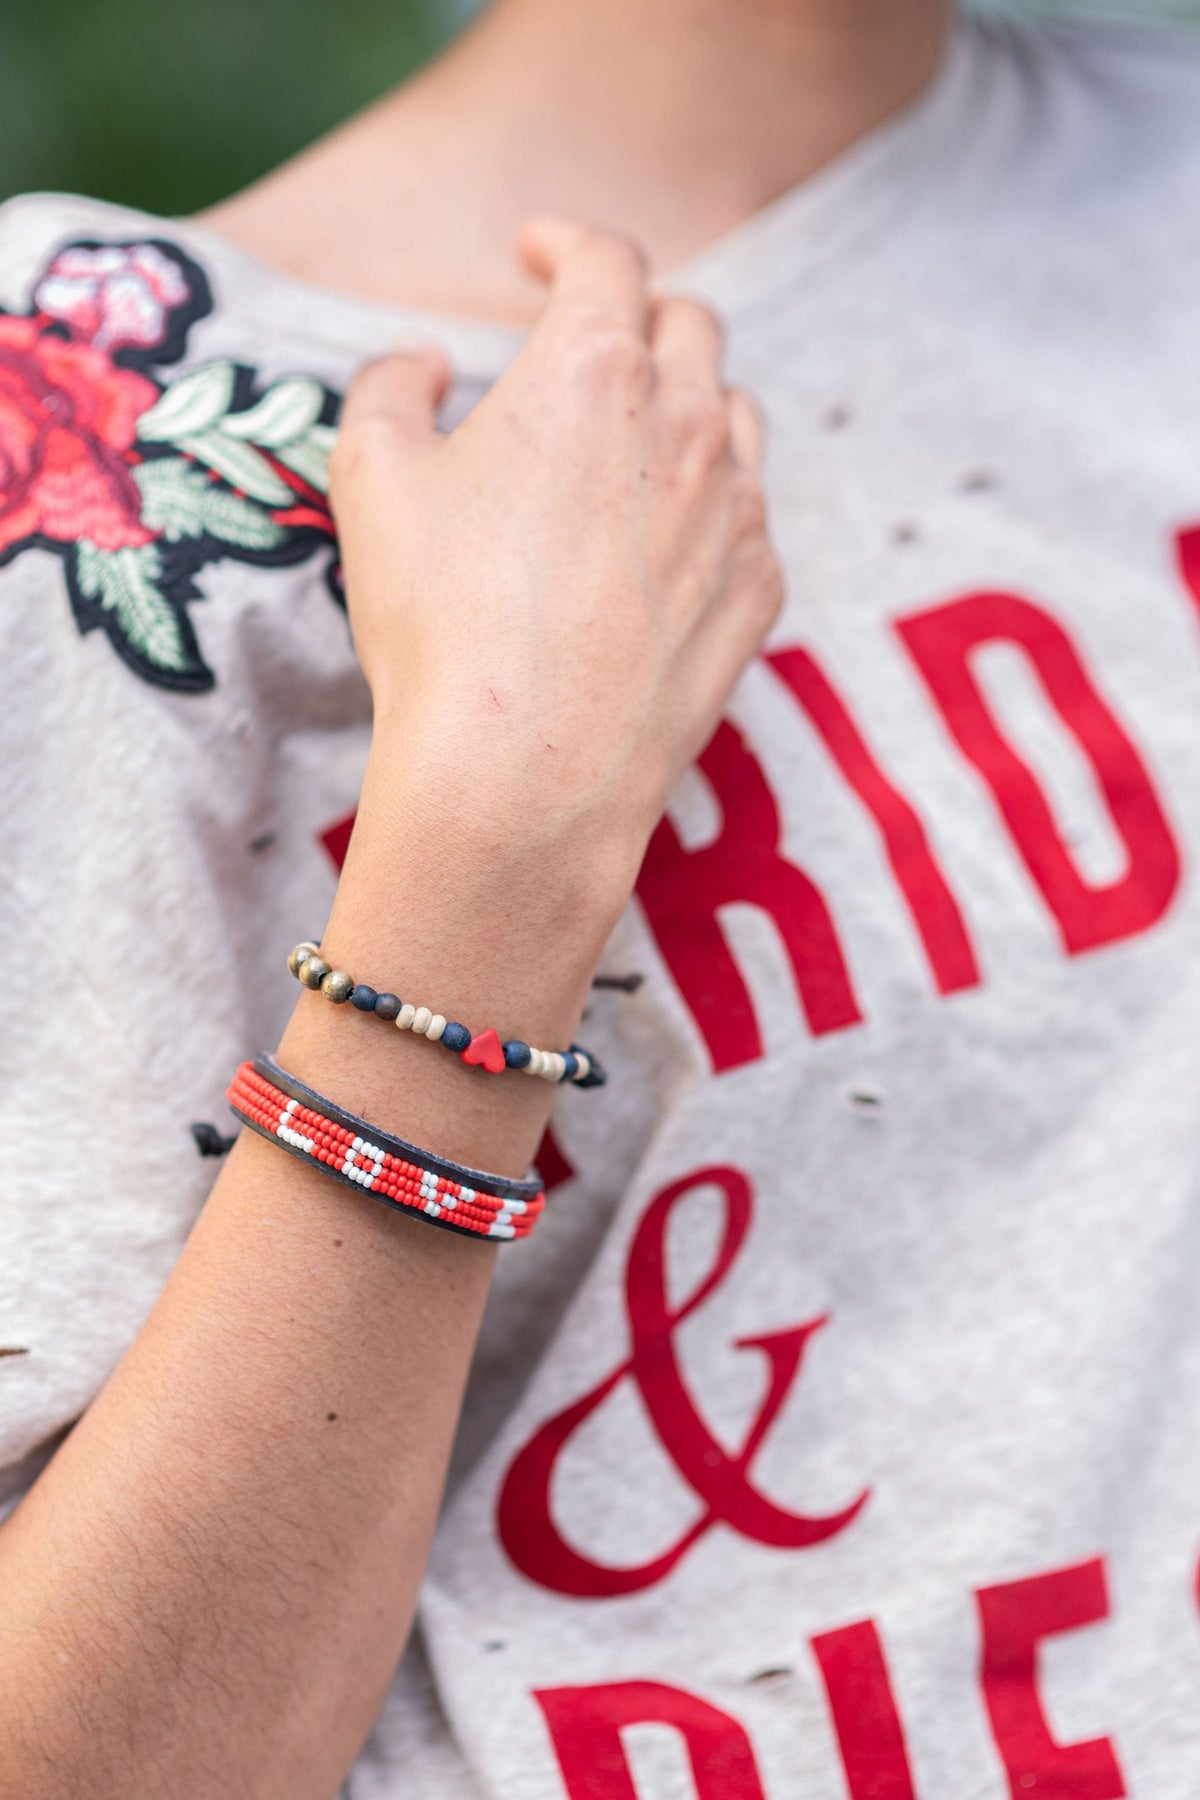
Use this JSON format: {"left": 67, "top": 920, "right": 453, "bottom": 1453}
{"left": 338, "top": 345, "right": 453, "bottom": 446}
{"left": 517, "top": 215, "right": 651, "bottom": 336}
{"left": 650, "top": 296, "right": 724, "bottom": 387}
{"left": 726, "top": 387, "right": 765, "bottom": 470}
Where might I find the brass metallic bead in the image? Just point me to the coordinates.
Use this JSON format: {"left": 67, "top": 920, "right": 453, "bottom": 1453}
{"left": 320, "top": 969, "right": 354, "bottom": 1004}
{"left": 298, "top": 956, "right": 331, "bottom": 989}
{"left": 288, "top": 941, "right": 321, "bottom": 977}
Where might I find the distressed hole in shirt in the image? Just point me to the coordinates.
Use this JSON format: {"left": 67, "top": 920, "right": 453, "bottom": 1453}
{"left": 960, "top": 468, "right": 998, "bottom": 493}
{"left": 891, "top": 520, "right": 920, "bottom": 546}
{"left": 846, "top": 1084, "right": 885, "bottom": 1113}
{"left": 748, "top": 1667, "right": 793, "bottom": 1686}
{"left": 820, "top": 404, "right": 853, "bottom": 430}
{"left": 592, "top": 971, "right": 645, "bottom": 993}
{"left": 247, "top": 830, "right": 276, "bottom": 853}
{"left": 191, "top": 1121, "right": 238, "bottom": 1157}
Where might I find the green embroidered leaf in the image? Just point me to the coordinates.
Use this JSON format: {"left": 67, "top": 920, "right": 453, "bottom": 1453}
{"left": 220, "top": 377, "right": 325, "bottom": 447}
{"left": 176, "top": 430, "right": 296, "bottom": 504}
{"left": 137, "top": 362, "right": 237, "bottom": 442}
{"left": 133, "top": 458, "right": 286, "bottom": 549}
{"left": 274, "top": 436, "right": 332, "bottom": 492}
{"left": 75, "top": 540, "right": 196, "bottom": 675}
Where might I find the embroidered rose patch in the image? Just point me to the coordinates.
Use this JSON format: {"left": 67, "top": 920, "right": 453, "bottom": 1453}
{"left": 0, "top": 237, "right": 341, "bottom": 692}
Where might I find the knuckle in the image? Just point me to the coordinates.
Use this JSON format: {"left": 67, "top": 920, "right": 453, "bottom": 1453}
{"left": 328, "top": 413, "right": 399, "bottom": 492}
{"left": 675, "top": 385, "right": 731, "bottom": 457}
{"left": 568, "top": 320, "right": 652, "bottom": 390}
{"left": 677, "top": 295, "right": 724, "bottom": 345}
{"left": 586, "top": 224, "right": 649, "bottom": 277}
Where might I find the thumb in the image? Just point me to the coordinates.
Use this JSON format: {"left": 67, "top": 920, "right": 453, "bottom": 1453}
{"left": 337, "top": 345, "right": 453, "bottom": 448}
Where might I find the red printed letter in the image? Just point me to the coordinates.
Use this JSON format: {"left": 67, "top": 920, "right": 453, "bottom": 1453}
{"left": 636, "top": 720, "right": 862, "bottom": 1072}
{"left": 811, "top": 1619, "right": 917, "bottom": 1800}
{"left": 897, "top": 594, "right": 1179, "bottom": 955}
{"left": 976, "top": 1558, "right": 1126, "bottom": 1799}
{"left": 534, "top": 1681, "right": 768, "bottom": 1800}
{"left": 768, "top": 646, "right": 981, "bottom": 998}
{"left": 1175, "top": 526, "right": 1200, "bottom": 629}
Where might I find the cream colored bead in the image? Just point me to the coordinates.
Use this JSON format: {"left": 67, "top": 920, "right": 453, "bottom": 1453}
{"left": 572, "top": 1051, "right": 591, "bottom": 1081}
{"left": 541, "top": 1052, "right": 566, "bottom": 1082}
{"left": 396, "top": 1003, "right": 417, "bottom": 1030}
{"left": 426, "top": 1014, "right": 447, "bottom": 1042}
{"left": 523, "top": 1048, "right": 542, "bottom": 1077}
{"left": 411, "top": 1005, "right": 433, "bottom": 1035}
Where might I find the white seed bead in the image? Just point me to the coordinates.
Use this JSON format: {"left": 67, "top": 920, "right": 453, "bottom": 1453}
{"left": 426, "top": 1014, "right": 447, "bottom": 1042}
{"left": 411, "top": 1005, "right": 433, "bottom": 1035}
{"left": 542, "top": 1052, "right": 566, "bottom": 1082}
{"left": 525, "top": 1049, "right": 544, "bottom": 1077}
{"left": 396, "top": 1003, "right": 417, "bottom": 1030}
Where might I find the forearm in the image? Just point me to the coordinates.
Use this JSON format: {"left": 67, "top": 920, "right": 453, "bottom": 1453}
{"left": 0, "top": 765, "right": 619, "bottom": 1800}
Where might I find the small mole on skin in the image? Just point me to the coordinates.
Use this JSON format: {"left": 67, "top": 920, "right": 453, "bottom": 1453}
{"left": 327, "top": 1412, "right": 338, "bottom": 1423}
{"left": 332, "top": 1238, "right": 343, "bottom": 1249}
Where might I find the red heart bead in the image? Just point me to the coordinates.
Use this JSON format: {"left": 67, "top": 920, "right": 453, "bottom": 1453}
{"left": 461, "top": 1028, "right": 506, "bottom": 1075}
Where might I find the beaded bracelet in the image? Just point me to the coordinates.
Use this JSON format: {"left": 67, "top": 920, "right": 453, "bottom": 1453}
{"left": 227, "top": 1054, "right": 545, "bottom": 1241}
{"left": 286, "top": 941, "right": 607, "bottom": 1088}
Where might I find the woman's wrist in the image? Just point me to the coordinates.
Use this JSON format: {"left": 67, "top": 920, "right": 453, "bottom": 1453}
{"left": 354, "top": 726, "right": 641, "bottom": 961}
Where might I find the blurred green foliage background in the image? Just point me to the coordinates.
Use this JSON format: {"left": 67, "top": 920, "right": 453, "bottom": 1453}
{"left": 0, "top": 0, "right": 1198, "bottom": 215}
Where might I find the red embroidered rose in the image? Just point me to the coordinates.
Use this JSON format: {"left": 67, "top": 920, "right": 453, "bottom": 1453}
{"left": 34, "top": 243, "right": 190, "bottom": 351}
{"left": 0, "top": 316, "right": 159, "bottom": 556}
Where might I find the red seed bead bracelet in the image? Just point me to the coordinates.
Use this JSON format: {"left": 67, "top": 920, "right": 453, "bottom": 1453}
{"left": 286, "top": 941, "right": 607, "bottom": 1088}
{"left": 226, "top": 1055, "right": 545, "bottom": 1242}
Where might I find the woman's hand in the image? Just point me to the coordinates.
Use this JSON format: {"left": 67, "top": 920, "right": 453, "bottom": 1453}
{"left": 329, "top": 217, "right": 783, "bottom": 910}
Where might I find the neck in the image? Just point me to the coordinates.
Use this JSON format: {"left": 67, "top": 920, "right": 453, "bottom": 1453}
{"left": 199, "top": 0, "right": 950, "bottom": 323}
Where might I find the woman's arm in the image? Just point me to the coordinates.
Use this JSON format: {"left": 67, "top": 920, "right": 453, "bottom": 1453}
{"left": 0, "top": 220, "right": 781, "bottom": 1800}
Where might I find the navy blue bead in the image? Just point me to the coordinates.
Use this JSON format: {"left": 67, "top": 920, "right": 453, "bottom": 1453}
{"left": 561, "top": 1051, "right": 579, "bottom": 1081}
{"left": 373, "top": 992, "right": 401, "bottom": 1021}
{"left": 503, "top": 1039, "right": 532, "bottom": 1069}
{"left": 441, "top": 1021, "right": 471, "bottom": 1053}
{"left": 350, "top": 985, "right": 378, "bottom": 1011}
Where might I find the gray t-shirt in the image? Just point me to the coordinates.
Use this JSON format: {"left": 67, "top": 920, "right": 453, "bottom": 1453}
{"left": 5, "top": 14, "right": 1200, "bottom": 1796}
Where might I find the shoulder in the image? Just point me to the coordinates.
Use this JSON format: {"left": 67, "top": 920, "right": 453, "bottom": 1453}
{"left": 935, "top": 15, "right": 1200, "bottom": 256}
{"left": 986, "top": 15, "right": 1200, "bottom": 169}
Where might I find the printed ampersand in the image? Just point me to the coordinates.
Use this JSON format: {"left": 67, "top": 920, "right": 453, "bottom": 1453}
{"left": 498, "top": 1164, "right": 869, "bottom": 1597}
